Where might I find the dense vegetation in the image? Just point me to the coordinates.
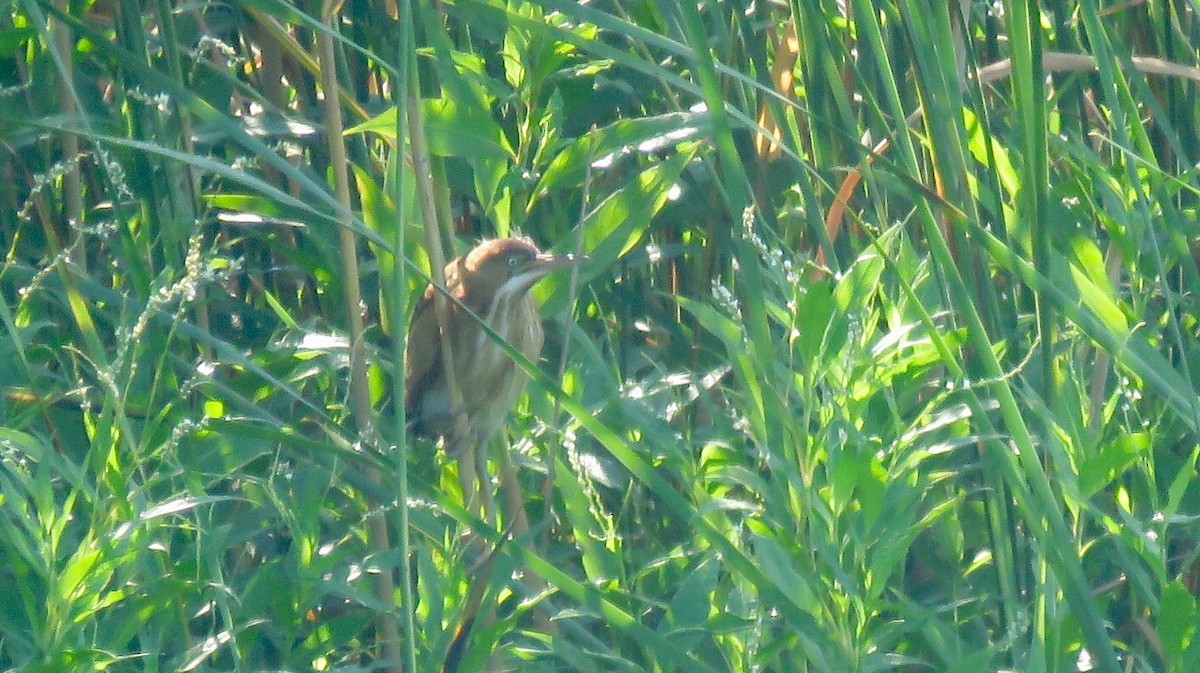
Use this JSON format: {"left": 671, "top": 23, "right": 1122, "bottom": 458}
{"left": 3, "top": 1, "right": 1200, "bottom": 671}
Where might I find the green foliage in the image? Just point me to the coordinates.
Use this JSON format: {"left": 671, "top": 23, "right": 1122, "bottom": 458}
{"left": 3, "top": 0, "right": 1200, "bottom": 672}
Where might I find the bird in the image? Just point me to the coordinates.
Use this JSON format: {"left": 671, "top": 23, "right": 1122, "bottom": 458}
{"left": 404, "top": 237, "right": 585, "bottom": 452}
{"left": 405, "top": 237, "right": 584, "bottom": 673}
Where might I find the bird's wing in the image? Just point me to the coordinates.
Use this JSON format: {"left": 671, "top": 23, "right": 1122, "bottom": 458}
{"left": 403, "top": 284, "right": 441, "bottom": 410}
{"left": 403, "top": 257, "right": 463, "bottom": 411}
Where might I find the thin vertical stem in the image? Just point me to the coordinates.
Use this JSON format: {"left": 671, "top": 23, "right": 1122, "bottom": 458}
{"left": 52, "top": 0, "right": 84, "bottom": 271}
{"left": 393, "top": 0, "right": 419, "bottom": 670}
{"left": 317, "top": 2, "right": 402, "bottom": 669}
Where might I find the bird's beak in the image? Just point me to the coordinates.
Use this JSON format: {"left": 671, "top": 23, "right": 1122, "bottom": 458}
{"left": 505, "top": 251, "right": 589, "bottom": 296}
{"left": 532, "top": 251, "right": 589, "bottom": 273}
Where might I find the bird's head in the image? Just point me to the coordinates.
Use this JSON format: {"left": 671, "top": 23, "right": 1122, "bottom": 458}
{"left": 463, "top": 238, "right": 586, "bottom": 300}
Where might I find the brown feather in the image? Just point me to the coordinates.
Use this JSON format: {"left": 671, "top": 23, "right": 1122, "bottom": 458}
{"left": 403, "top": 238, "right": 582, "bottom": 444}
{"left": 403, "top": 257, "right": 463, "bottom": 414}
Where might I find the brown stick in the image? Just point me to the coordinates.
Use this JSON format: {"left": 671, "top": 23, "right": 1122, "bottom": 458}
{"left": 316, "top": 4, "right": 403, "bottom": 669}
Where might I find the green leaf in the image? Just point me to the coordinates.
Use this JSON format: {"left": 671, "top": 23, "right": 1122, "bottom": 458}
{"left": 1160, "top": 581, "right": 1198, "bottom": 671}
{"left": 347, "top": 98, "right": 513, "bottom": 162}
{"left": 1079, "top": 433, "right": 1147, "bottom": 497}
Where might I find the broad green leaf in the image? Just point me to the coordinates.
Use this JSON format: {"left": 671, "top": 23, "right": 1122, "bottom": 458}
{"left": 346, "top": 98, "right": 513, "bottom": 162}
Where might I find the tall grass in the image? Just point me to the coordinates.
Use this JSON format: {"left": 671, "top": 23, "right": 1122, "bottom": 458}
{"left": 2, "top": 1, "right": 1200, "bottom": 672}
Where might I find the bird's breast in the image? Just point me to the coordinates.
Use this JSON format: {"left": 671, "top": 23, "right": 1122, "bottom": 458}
{"left": 410, "top": 292, "right": 545, "bottom": 444}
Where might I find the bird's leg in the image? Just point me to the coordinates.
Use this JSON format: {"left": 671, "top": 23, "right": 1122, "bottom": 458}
{"left": 477, "top": 436, "right": 498, "bottom": 527}
{"left": 456, "top": 451, "right": 479, "bottom": 514}
{"left": 442, "top": 400, "right": 473, "bottom": 455}
{"left": 445, "top": 415, "right": 481, "bottom": 515}
{"left": 495, "top": 437, "right": 530, "bottom": 538}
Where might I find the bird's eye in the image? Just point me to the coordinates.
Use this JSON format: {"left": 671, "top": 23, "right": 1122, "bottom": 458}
{"left": 508, "top": 257, "right": 519, "bottom": 268}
